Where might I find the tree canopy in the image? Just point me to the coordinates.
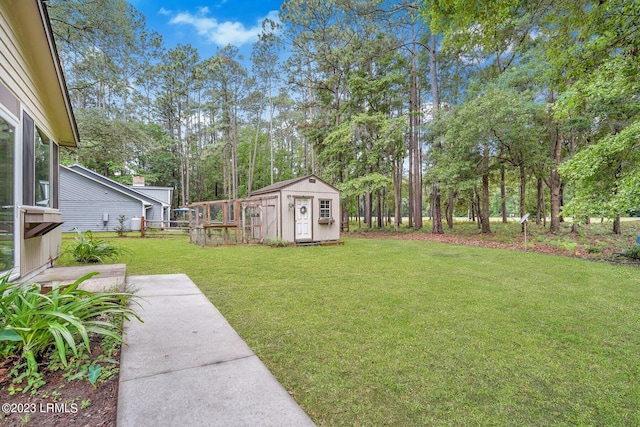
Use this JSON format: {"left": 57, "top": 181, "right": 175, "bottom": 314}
{"left": 47, "top": 0, "right": 639, "bottom": 233}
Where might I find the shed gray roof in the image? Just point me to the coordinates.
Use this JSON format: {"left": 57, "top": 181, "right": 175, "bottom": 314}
{"left": 250, "top": 174, "right": 340, "bottom": 196}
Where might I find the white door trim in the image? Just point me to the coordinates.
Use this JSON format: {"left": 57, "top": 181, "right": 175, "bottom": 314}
{"left": 294, "top": 197, "right": 312, "bottom": 242}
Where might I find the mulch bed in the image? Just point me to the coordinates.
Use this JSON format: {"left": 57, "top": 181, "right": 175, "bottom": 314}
{"left": 0, "top": 341, "right": 119, "bottom": 427}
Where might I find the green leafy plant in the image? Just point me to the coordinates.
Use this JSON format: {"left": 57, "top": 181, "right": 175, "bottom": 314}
{"left": 81, "top": 399, "right": 91, "bottom": 409}
{"left": 64, "top": 229, "right": 128, "bottom": 263}
{"left": 585, "top": 245, "right": 601, "bottom": 254}
{"left": 0, "top": 272, "right": 141, "bottom": 388}
{"left": 9, "top": 360, "right": 45, "bottom": 394}
{"left": 114, "top": 214, "right": 129, "bottom": 237}
{"left": 263, "top": 237, "right": 290, "bottom": 247}
{"left": 87, "top": 364, "right": 101, "bottom": 388}
{"left": 624, "top": 245, "right": 640, "bottom": 260}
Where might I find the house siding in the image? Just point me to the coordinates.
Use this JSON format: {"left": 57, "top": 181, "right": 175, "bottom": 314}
{"left": 133, "top": 187, "right": 173, "bottom": 206}
{"left": 60, "top": 169, "right": 144, "bottom": 232}
{"left": 20, "top": 216, "right": 59, "bottom": 278}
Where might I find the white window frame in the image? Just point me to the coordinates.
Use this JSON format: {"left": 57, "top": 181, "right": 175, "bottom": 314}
{"left": 319, "top": 199, "right": 331, "bottom": 219}
{"left": 0, "top": 103, "right": 21, "bottom": 279}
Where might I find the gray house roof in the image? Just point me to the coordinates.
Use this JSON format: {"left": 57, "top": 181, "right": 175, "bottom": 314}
{"left": 68, "top": 165, "right": 168, "bottom": 208}
{"left": 61, "top": 166, "right": 151, "bottom": 206}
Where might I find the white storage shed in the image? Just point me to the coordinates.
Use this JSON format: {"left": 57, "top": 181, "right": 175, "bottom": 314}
{"left": 249, "top": 175, "right": 341, "bottom": 244}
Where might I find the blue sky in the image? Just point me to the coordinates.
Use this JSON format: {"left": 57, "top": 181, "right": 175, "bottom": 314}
{"left": 130, "top": 0, "right": 283, "bottom": 60}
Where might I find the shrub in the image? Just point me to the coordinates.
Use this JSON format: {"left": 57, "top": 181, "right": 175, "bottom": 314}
{"left": 65, "top": 229, "right": 128, "bottom": 263}
{"left": 263, "top": 237, "right": 290, "bottom": 247}
{"left": 624, "top": 245, "right": 640, "bottom": 260}
{"left": 0, "top": 273, "right": 141, "bottom": 388}
{"left": 114, "top": 214, "right": 129, "bottom": 237}
{"left": 585, "top": 245, "right": 601, "bottom": 254}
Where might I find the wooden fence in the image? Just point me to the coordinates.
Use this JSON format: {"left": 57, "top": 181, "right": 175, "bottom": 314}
{"left": 140, "top": 217, "right": 189, "bottom": 238}
{"left": 188, "top": 197, "right": 278, "bottom": 246}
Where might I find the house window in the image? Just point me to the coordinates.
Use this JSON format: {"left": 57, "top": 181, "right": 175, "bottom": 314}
{"left": 0, "top": 114, "right": 15, "bottom": 273}
{"left": 22, "top": 111, "right": 53, "bottom": 208}
{"left": 35, "top": 129, "right": 51, "bottom": 207}
{"left": 319, "top": 199, "right": 331, "bottom": 219}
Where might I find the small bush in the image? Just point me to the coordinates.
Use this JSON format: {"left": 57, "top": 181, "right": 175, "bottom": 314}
{"left": 114, "top": 214, "right": 129, "bottom": 237}
{"left": 0, "top": 273, "right": 141, "bottom": 390}
{"left": 624, "top": 245, "right": 640, "bottom": 260}
{"left": 585, "top": 245, "right": 601, "bottom": 254}
{"left": 65, "top": 229, "right": 128, "bottom": 263}
{"left": 264, "top": 237, "right": 290, "bottom": 247}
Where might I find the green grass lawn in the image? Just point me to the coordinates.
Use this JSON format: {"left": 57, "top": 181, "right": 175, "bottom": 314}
{"left": 62, "top": 235, "right": 640, "bottom": 426}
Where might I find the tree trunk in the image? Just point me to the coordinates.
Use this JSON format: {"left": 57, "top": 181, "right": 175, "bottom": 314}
{"left": 536, "top": 177, "right": 543, "bottom": 225}
{"left": 394, "top": 155, "right": 402, "bottom": 230}
{"left": 474, "top": 187, "right": 481, "bottom": 229}
{"left": 365, "top": 190, "right": 372, "bottom": 228}
{"left": 550, "top": 168, "right": 561, "bottom": 233}
{"left": 446, "top": 190, "right": 455, "bottom": 229}
{"left": 470, "top": 193, "right": 476, "bottom": 222}
{"left": 377, "top": 189, "right": 383, "bottom": 229}
{"left": 613, "top": 215, "right": 621, "bottom": 235}
{"left": 432, "top": 183, "right": 443, "bottom": 233}
{"left": 559, "top": 182, "right": 565, "bottom": 223}
{"left": 481, "top": 173, "right": 491, "bottom": 233}
{"left": 408, "top": 153, "right": 413, "bottom": 228}
{"left": 269, "top": 84, "right": 274, "bottom": 185}
{"left": 519, "top": 164, "right": 526, "bottom": 232}
{"left": 500, "top": 167, "right": 507, "bottom": 223}
{"left": 548, "top": 92, "right": 562, "bottom": 233}
{"left": 429, "top": 33, "right": 443, "bottom": 234}
{"left": 248, "top": 101, "right": 265, "bottom": 194}
{"left": 410, "top": 21, "right": 422, "bottom": 230}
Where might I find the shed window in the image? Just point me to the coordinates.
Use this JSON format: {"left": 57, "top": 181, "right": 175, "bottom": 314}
{"left": 319, "top": 199, "right": 331, "bottom": 218}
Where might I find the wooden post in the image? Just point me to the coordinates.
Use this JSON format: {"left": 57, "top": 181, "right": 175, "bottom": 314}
{"left": 241, "top": 201, "right": 247, "bottom": 243}
{"left": 234, "top": 200, "right": 241, "bottom": 243}
{"left": 141, "top": 216, "right": 145, "bottom": 238}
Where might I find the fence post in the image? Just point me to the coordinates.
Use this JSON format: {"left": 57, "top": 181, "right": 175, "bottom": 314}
{"left": 235, "top": 200, "right": 241, "bottom": 243}
{"left": 141, "top": 216, "right": 145, "bottom": 238}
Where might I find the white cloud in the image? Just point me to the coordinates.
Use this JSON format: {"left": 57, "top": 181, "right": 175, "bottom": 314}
{"left": 167, "top": 8, "right": 280, "bottom": 47}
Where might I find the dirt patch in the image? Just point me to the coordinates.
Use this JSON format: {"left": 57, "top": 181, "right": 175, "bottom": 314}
{"left": 0, "top": 340, "right": 119, "bottom": 427}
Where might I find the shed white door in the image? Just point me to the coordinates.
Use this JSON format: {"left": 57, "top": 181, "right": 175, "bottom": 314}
{"left": 295, "top": 198, "right": 312, "bottom": 241}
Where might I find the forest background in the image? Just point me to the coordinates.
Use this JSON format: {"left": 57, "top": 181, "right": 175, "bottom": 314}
{"left": 48, "top": 0, "right": 640, "bottom": 235}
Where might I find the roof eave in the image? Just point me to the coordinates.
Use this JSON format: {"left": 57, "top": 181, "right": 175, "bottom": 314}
{"left": 38, "top": 0, "right": 79, "bottom": 147}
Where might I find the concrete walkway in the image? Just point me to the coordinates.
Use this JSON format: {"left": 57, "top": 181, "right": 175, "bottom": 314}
{"left": 117, "top": 274, "right": 315, "bottom": 427}
{"left": 27, "top": 263, "right": 127, "bottom": 292}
